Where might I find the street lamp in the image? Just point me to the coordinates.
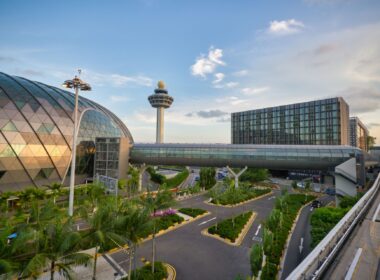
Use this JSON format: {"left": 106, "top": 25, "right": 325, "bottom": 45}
{"left": 62, "top": 69, "right": 91, "bottom": 216}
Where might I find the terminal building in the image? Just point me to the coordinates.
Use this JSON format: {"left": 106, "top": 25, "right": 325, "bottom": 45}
{"left": 350, "top": 117, "right": 369, "bottom": 151}
{"left": 231, "top": 97, "right": 350, "bottom": 146}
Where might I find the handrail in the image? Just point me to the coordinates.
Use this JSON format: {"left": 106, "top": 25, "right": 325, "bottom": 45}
{"left": 286, "top": 173, "right": 380, "bottom": 280}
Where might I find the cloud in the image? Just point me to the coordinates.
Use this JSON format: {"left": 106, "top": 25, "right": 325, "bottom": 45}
{"left": 313, "top": 44, "right": 337, "bottom": 55}
{"left": 187, "top": 109, "right": 228, "bottom": 119}
{"left": 216, "top": 116, "right": 231, "bottom": 123}
{"left": 81, "top": 71, "right": 153, "bottom": 88}
{"left": 233, "top": 70, "right": 248, "bottom": 77}
{"left": 340, "top": 87, "right": 380, "bottom": 114}
{"left": 213, "top": 81, "right": 239, "bottom": 89}
{"left": 17, "top": 69, "right": 45, "bottom": 76}
{"left": 268, "top": 19, "right": 305, "bottom": 36}
{"left": 191, "top": 46, "right": 226, "bottom": 78}
{"left": 216, "top": 96, "right": 246, "bottom": 106}
{"left": 0, "top": 56, "right": 16, "bottom": 63}
{"left": 241, "top": 87, "right": 270, "bottom": 96}
{"left": 213, "top": 73, "right": 225, "bottom": 84}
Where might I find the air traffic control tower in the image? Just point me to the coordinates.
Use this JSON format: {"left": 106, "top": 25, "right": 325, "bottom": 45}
{"left": 148, "top": 81, "right": 174, "bottom": 143}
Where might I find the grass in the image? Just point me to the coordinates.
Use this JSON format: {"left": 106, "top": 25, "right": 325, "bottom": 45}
{"left": 211, "top": 186, "right": 271, "bottom": 205}
{"left": 208, "top": 212, "right": 252, "bottom": 242}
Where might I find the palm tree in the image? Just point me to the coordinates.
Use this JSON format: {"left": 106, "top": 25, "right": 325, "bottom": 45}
{"left": 45, "top": 182, "right": 64, "bottom": 204}
{"left": 85, "top": 197, "right": 123, "bottom": 280}
{"left": 20, "top": 217, "right": 91, "bottom": 280}
{"left": 0, "top": 220, "right": 18, "bottom": 277}
{"left": 139, "top": 187, "right": 175, "bottom": 274}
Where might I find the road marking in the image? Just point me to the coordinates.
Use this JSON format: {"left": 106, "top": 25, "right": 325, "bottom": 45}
{"left": 299, "top": 237, "right": 304, "bottom": 254}
{"left": 372, "top": 203, "right": 380, "bottom": 222}
{"left": 268, "top": 196, "right": 276, "bottom": 200}
{"left": 254, "top": 224, "right": 262, "bottom": 236}
{"left": 198, "top": 217, "right": 216, "bottom": 226}
{"left": 345, "top": 248, "right": 362, "bottom": 280}
{"left": 252, "top": 236, "right": 262, "bottom": 242}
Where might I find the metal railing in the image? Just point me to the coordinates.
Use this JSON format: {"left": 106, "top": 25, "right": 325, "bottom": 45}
{"left": 286, "top": 173, "right": 380, "bottom": 280}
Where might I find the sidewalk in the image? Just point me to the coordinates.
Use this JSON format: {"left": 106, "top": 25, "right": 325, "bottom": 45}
{"left": 38, "top": 248, "right": 125, "bottom": 280}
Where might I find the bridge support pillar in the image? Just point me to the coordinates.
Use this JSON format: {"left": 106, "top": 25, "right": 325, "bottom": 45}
{"left": 226, "top": 166, "right": 248, "bottom": 188}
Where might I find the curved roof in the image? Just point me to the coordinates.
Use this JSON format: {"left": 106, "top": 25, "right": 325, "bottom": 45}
{"left": 0, "top": 72, "right": 133, "bottom": 189}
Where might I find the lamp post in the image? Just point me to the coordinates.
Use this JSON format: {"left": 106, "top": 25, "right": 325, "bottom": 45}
{"left": 62, "top": 70, "right": 91, "bottom": 216}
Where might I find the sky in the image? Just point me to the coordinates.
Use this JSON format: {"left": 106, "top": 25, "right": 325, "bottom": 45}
{"left": 1, "top": 0, "right": 380, "bottom": 144}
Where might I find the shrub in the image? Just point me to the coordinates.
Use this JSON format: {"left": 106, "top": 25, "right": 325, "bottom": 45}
{"left": 165, "top": 169, "right": 189, "bottom": 189}
{"left": 250, "top": 244, "right": 263, "bottom": 277}
{"left": 200, "top": 167, "right": 216, "bottom": 190}
{"left": 126, "top": 262, "right": 168, "bottom": 280}
{"left": 178, "top": 208, "right": 206, "bottom": 218}
{"left": 208, "top": 212, "right": 252, "bottom": 242}
{"left": 210, "top": 185, "right": 271, "bottom": 205}
{"left": 240, "top": 168, "right": 269, "bottom": 183}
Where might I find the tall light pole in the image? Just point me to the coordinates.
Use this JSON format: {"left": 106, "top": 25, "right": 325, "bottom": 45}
{"left": 62, "top": 70, "right": 91, "bottom": 216}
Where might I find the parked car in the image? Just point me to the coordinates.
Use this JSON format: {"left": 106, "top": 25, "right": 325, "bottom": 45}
{"left": 312, "top": 200, "right": 322, "bottom": 208}
{"left": 325, "top": 188, "right": 336, "bottom": 195}
{"left": 194, "top": 176, "right": 200, "bottom": 181}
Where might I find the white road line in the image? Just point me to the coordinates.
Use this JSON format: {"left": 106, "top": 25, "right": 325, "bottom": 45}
{"left": 299, "top": 237, "right": 304, "bottom": 254}
{"left": 268, "top": 196, "right": 276, "bottom": 200}
{"left": 344, "top": 248, "right": 363, "bottom": 280}
{"left": 254, "top": 224, "right": 262, "bottom": 236}
{"left": 198, "top": 217, "right": 216, "bottom": 226}
{"left": 372, "top": 203, "right": 380, "bottom": 222}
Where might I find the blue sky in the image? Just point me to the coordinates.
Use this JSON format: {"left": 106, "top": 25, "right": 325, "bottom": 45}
{"left": 1, "top": 0, "right": 380, "bottom": 144}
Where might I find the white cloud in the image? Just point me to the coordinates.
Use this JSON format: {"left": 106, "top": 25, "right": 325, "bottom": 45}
{"left": 191, "top": 46, "right": 226, "bottom": 78}
{"left": 268, "top": 19, "right": 305, "bottom": 36}
{"left": 241, "top": 87, "right": 270, "bottom": 96}
{"left": 213, "top": 81, "right": 239, "bottom": 89}
{"left": 216, "top": 96, "right": 246, "bottom": 106}
{"left": 80, "top": 70, "right": 153, "bottom": 88}
{"left": 213, "top": 73, "right": 225, "bottom": 84}
{"left": 233, "top": 70, "right": 248, "bottom": 77}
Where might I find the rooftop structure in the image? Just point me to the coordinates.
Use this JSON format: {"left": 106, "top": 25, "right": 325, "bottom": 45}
{"left": 148, "top": 81, "right": 173, "bottom": 143}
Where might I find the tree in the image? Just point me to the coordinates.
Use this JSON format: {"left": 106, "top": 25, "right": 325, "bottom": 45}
{"left": 199, "top": 167, "right": 216, "bottom": 190}
{"left": 240, "top": 168, "right": 269, "bottom": 183}
{"left": 291, "top": 181, "right": 298, "bottom": 190}
{"left": 18, "top": 187, "right": 45, "bottom": 210}
{"left": 116, "top": 206, "right": 151, "bottom": 280}
{"left": 263, "top": 228, "right": 273, "bottom": 256}
{"left": 139, "top": 187, "right": 175, "bottom": 274}
{"left": 367, "top": 135, "right": 376, "bottom": 150}
{"left": 45, "top": 182, "right": 64, "bottom": 204}
{"left": 250, "top": 244, "right": 263, "bottom": 278}
{"left": 21, "top": 217, "right": 91, "bottom": 280}
{"left": 85, "top": 197, "right": 122, "bottom": 280}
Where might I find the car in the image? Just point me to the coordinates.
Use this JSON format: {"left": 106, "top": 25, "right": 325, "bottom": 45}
{"left": 194, "top": 176, "right": 200, "bottom": 181}
{"left": 297, "top": 182, "right": 305, "bottom": 188}
{"left": 312, "top": 200, "right": 322, "bottom": 208}
{"left": 325, "top": 188, "right": 336, "bottom": 195}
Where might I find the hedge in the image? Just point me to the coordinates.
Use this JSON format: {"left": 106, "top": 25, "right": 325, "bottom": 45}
{"left": 208, "top": 212, "right": 252, "bottom": 242}
{"left": 122, "top": 262, "right": 168, "bottom": 280}
{"left": 165, "top": 169, "right": 189, "bottom": 189}
{"left": 211, "top": 186, "right": 271, "bottom": 205}
{"left": 178, "top": 208, "right": 206, "bottom": 218}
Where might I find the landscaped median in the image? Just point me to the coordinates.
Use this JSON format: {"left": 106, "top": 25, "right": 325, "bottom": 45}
{"left": 206, "top": 184, "right": 272, "bottom": 207}
{"left": 202, "top": 211, "right": 257, "bottom": 246}
{"left": 249, "top": 193, "right": 315, "bottom": 280}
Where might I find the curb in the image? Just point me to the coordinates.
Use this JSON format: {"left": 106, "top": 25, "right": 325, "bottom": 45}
{"left": 204, "top": 191, "right": 273, "bottom": 208}
{"left": 164, "top": 263, "right": 176, "bottom": 280}
{"left": 201, "top": 211, "right": 257, "bottom": 246}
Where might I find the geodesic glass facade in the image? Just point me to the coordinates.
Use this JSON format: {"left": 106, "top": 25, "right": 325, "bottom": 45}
{"left": 0, "top": 72, "right": 133, "bottom": 191}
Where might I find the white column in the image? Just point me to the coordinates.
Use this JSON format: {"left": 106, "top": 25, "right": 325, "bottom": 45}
{"left": 156, "top": 107, "right": 164, "bottom": 143}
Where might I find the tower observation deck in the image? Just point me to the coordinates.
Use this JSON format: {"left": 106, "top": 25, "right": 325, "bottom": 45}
{"left": 148, "top": 81, "right": 174, "bottom": 143}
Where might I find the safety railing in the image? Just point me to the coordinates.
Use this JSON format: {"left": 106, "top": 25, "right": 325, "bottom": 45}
{"left": 286, "top": 173, "right": 380, "bottom": 280}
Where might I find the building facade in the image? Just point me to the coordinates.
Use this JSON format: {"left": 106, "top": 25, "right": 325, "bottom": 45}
{"left": 0, "top": 72, "right": 133, "bottom": 191}
{"left": 231, "top": 97, "right": 350, "bottom": 146}
{"left": 350, "top": 117, "right": 369, "bottom": 151}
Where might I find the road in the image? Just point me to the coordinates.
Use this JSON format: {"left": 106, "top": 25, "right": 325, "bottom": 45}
{"left": 110, "top": 189, "right": 280, "bottom": 279}
{"left": 322, "top": 189, "right": 380, "bottom": 280}
{"left": 281, "top": 195, "right": 334, "bottom": 279}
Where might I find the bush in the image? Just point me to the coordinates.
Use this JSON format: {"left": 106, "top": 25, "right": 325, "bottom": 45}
{"left": 178, "top": 208, "right": 206, "bottom": 218}
{"left": 250, "top": 244, "right": 263, "bottom": 277}
{"left": 200, "top": 167, "right": 216, "bottom": 190}
{"left": 208, "top": 212, "right": 252, "bottom": 242}
{"left": 147, "top": 167, "right": 165, "bottom": 184}
{"left": 126, "top": 262, "right": 168, "bottom": 280}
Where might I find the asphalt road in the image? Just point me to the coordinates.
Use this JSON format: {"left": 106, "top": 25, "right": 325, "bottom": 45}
{"left": 281, "top": 195, "right": 334, "bottom": 279}
{"left": 110, "top": 189, "right": 281, "bottom": 280}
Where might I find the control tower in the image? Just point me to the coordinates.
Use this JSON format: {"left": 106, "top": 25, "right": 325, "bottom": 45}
{"left": 148, "top": 81, "right": 174, "bottom": 143}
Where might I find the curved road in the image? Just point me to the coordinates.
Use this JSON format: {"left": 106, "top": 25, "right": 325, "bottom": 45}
{"left": 110, "top": 189, "right": 280, "bottom": 279}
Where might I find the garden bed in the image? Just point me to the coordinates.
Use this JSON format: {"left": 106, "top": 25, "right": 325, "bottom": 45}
{"left": 122, "top": 261, "right": 168, "bottom": 280}
{"left": 178, "top": 208, "right": 207, "bottom": 218}
{"left": 210, "top": 186, "right": 271, "bottom": 206}
{"left": 208, "top": 211, "right": 253, "bottom": 242}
